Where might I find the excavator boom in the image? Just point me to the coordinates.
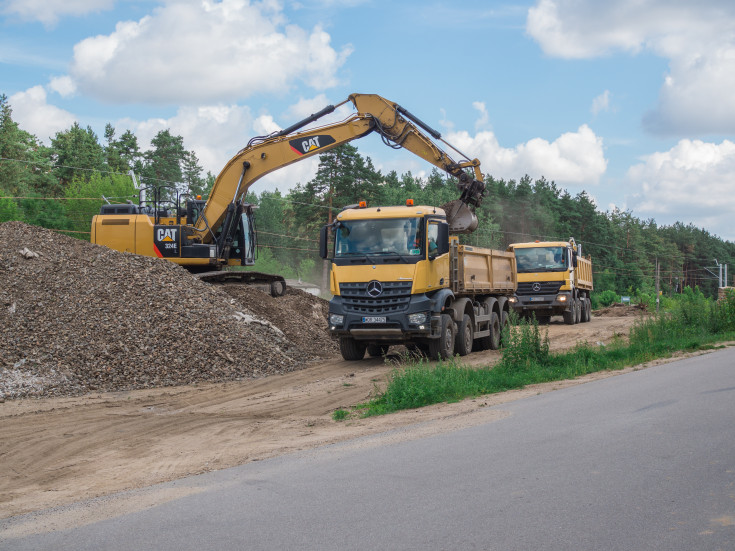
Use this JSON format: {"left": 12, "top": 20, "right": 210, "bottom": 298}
{"left": 197, "top": 93, "right": 487, "bottom": 238}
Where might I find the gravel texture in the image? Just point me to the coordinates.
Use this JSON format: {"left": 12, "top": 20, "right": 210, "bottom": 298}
{"left": 0, "top": 221, "right": 335, "bottom": 400}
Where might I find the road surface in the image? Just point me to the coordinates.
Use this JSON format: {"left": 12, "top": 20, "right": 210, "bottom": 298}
{"left": 2, "top": 346, "right": 733, "bottom": 550}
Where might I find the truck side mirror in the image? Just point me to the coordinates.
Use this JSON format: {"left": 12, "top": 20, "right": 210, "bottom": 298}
{"left": 432, "top": 223, "right": 450, "bottom": 258}
{"left": 319, "top": 225, "right": 330, "bottom": 259}
{"left": 572, "top": 250, "right": 578, "bottom": 268}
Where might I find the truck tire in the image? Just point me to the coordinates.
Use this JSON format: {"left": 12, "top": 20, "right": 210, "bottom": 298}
{"left": 482, "top": 311, "right": 501, "bottom": 350}
{"left": 367, "top": 344, "right": 389, "bottom": 357}
{"left": 585, "top": 298, "right": 592, "bottom": 322}
{"left": 455, "top": 314, "right": 474, "bottom": 356}
{"left": 428, "top": 313, "right": 455, "bottom": 361}
{"left": 563, "top": 304, "right": 575, "bottom": 325}
{"left": 339, "top": 336, "right": 367, "bottom": 361}
{"left": 575, "top": 298, "right": 581, "bottom": 324}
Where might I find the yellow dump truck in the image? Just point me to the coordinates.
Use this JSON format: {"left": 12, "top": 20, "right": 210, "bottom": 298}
{"left": 320, "top": 202, "right": 517, "bottom": 360}
{"left": 508, "top": 238, "right": 593, "bottom": 325}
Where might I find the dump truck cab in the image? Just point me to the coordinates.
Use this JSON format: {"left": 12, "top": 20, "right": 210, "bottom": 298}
{"left": 324, "top": 202, "right": 450, "bottom": 345}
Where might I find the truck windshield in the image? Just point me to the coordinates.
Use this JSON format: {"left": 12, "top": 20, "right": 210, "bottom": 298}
{"left": 515, "top": 246, "right": 567, "bottom": 273}
{"left": 335, "top": 218, "right": 421, "bottom": 258}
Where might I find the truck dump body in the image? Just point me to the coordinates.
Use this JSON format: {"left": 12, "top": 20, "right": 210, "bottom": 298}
{"left": 451, "top": 241, "right": 517, "bottom": 295}
{"left": 574, "top": 255, "right": 593, "bottom": 291}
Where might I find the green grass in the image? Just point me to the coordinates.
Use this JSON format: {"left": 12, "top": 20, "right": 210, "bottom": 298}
{"left": 345, "top": 293, "right": 735, "bottom": 419}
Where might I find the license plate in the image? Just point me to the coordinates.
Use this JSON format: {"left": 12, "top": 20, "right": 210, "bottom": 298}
{"left": 362, "top": 316, "right": 386, "bottom": 323}
{"left": 529, "top": 297, "right": 544, "bottom": 302}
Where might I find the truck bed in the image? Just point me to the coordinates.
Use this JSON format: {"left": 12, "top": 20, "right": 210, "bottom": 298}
{"left": 575, "top": 256, "right": 593, "bottom": 291}
{"left": 450, "top": 242, "right": 517, "bottom": 295}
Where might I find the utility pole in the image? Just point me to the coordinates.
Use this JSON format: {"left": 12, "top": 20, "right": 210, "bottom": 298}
{"left": 714, "top": 259, "right": 723, "bottom": 288}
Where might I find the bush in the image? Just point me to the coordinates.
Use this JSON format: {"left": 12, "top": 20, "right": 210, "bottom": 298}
{"left": 594, "top": 289, "right": 620, "bottom": 308}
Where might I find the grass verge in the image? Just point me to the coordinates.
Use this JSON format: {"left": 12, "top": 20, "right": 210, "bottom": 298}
{"left": 332, "top": 292, "right": 735, "bottom": 420}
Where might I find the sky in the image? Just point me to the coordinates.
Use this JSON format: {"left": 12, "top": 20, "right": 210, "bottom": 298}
{"left": 2, "top": 0, "right": 735, "bottom": 241}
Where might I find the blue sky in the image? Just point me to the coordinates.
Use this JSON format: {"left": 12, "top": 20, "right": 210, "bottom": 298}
{"left": 2, "top": 0, "right": 735, "bottom": 240}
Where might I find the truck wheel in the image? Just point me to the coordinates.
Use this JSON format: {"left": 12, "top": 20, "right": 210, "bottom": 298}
{"left": 563, "top": 304, "right": 575, "bottom": 325}
{"left": 575, "top": 299, "right": 581, "bottom": 324}
{"left": 478, "top": 311, "right": 500, "bottom": 350}
{"left": 584, "top": 298, "right": 592, "bottom": 322}
{"left": 455, "top": 314, "right": 474, "bottom": 356}
{"left": 367, "top": 344, "right": 389, "bottom": 357}
{"left": 339, "top": 336, "right": 367, "bottom": 361}
{"left": 428, "top": 313, "right": 455, "bottom": 361}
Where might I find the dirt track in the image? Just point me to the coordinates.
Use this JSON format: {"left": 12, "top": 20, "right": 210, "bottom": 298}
{"left": 0, "top": 314, "right": 643, "bottom": 522}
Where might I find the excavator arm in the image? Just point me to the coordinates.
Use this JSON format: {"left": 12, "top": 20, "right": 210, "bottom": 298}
{"left": 196, "top": 93, "right": 487, "bottom": 238}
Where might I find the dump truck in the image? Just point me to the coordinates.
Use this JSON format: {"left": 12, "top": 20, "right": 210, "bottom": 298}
{"left": 320, "top": 202, "right": 517, "bottom": 361}
{"left": 508, "top": 238, "right": 593, "bottom": 324}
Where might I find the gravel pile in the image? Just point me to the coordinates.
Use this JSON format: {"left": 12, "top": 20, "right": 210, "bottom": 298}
{"left": 0, "top": 221, "right": 334, "bottom": 400}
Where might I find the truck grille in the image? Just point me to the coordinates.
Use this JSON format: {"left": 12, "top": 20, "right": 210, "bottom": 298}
{"left": 339, "top": 281, "right": 413, "bottom": 314}
{"left": 516, "top": 282, "right": 562, "bottom": 295}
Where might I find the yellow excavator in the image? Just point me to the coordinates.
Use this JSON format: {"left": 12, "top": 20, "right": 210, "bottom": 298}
{"left": 91, "top": 93, "right": 488, "bottom": 295}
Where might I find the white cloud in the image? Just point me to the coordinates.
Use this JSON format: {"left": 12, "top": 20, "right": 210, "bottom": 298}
{"left": 526, "top": 0, "right": 735, "bottom": 135}
{"left": 9, "top": 86, "right": 76, "bottom": 142}
{"left": 2, "top": 0, "right": 113, "bottom": 26}
{"left": 472, "top": 101, "right": 490, "bottom": 131}
{"left": 446, "top": 124, "right": 607, "bottom": 186}
{"left": 67, "top": 0, "right": 352, "bottom": 104}
{"left": 626, "top": 139, "right": 735, "bottom": 239}
{"left": 591, "top": 90, "right": 610, "bottom": 115}
{"left": 48, "top": 76, "right": 76, "bottom": 98}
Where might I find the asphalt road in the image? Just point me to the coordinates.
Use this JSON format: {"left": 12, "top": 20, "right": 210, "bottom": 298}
{"left": 3, "top": 349, "right": 734, "bottom": 550}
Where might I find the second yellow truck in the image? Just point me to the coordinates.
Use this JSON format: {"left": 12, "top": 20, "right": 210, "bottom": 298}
{"left": 508, "top": 238, "right": 593, "bottom": 325}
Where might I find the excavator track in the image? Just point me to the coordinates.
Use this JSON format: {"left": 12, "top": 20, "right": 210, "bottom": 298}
{"left": 194, "top": 270, "right": 287, "bottom": 297}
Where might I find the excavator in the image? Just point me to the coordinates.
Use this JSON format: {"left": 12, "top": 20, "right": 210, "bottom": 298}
{"left": 91, "top": 93, "right": 488, "bottom": 295}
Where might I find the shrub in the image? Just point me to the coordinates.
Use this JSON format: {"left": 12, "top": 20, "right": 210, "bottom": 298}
{"left": 595, "top": 289, "right": 621, "bottom": 308}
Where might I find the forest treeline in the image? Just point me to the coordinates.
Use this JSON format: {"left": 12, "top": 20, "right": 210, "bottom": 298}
{"left": 2, "top": 93, "right": 734, "bottom": 298}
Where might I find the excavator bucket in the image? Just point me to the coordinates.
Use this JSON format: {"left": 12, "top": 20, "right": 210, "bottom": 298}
{"left": 442, "top": 199, "right": 479, "bottom": 234}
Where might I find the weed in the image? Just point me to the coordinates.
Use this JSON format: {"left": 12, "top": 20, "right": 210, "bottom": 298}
{"left": 332, "top": 408, "right": 350, "bottom": 421}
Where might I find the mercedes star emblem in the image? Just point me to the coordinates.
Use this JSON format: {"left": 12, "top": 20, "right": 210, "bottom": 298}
{"left": 532, "top": 282, "right": 542, "bottom": 292}
{"left": 366, "top": 280, "right": 383, "bottom": 297}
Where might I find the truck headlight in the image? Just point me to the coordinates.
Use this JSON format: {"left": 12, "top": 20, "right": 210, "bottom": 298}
{"left": 508, "top": 296, "right": 518, "bottom": 303}
{"left": 557, "top": 294, "right": 568, "bottom": 302}
{"left": 329, "top": 314, "right": 344, "bottom": 325}
{"left": 408, "top": 312, "right": 428, "bottom": 324}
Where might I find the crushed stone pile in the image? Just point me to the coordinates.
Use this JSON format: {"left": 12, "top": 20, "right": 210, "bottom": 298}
{"left": 0, "top": 221, "right": 336, "bottom": 400}
{"left": 220, "top": 285, "right": 338, "bottom": 360}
